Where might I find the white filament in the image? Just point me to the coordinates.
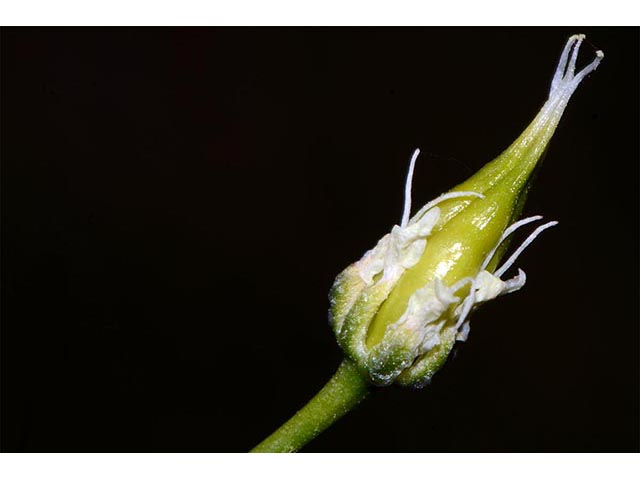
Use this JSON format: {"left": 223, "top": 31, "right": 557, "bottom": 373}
{"left": 455, "top": 278, "right": 477, "bottom": 330}
{"left": 399, "top": 148, "right": 484, "bottom": 227}
{"left": 480, "top": 215, "right": 543, "bottom": 271}
{"left": 495, "top": 221, "right": 559, "bottom": 278}
{"left": 410, "top": 191, "right": 484, "bottom": 224}
{"left": 401, "top": 148, "right": 420, "bottom": 227}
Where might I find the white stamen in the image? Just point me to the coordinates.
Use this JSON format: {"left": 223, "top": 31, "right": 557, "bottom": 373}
{"left": 401, "top": 148, "right": 420, "bottom": 227}
{"left": 502, "top": 268, "right": 527, "bottom": 294}
{"left": 449, "top": 276, "right": 473, "bottom": 294}
{"left": 495, "top": 221, "right": 559, "bottom": 278}
{"left": 455, "top": 278, "right": 477, "bottom": 330}
{"left": 480, "top": 215, "right": 544, "bottom": 271}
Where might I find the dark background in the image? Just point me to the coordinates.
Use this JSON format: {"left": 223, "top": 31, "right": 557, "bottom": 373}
{"left": 2, "top": 28, "right": 638, "bottom": 452}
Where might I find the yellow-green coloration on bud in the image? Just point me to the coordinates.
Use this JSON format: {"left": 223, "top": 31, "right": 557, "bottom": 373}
{"left": 252, "top": 34, "right": 604, "bottom": 453}
{"left": 330, "top": 34, "right": 603, "bottom": 388}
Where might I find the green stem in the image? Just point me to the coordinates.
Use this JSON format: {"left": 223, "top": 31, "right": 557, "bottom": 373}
{"left": 251, "top": 359, "right": 370, "bottom": 452}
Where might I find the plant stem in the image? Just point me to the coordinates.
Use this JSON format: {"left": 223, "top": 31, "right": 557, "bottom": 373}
{"left": 251, "top": 359, "right": 370, "bottom": 452}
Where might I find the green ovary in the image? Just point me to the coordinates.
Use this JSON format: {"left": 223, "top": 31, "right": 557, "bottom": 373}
{"left": 363, "top": 34, "right": 599, "bottom": 357}
{"left": 365, "top": 144, "right": 542, "bottom": 348}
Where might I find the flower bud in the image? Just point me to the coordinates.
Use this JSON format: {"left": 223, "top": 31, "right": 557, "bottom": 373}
{"left": 329, "top": 35, "right": 603, "bottom": 387}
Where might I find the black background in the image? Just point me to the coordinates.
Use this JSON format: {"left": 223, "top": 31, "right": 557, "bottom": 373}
{"left": 2, "top": 28, "right": 638, "bottom": 452}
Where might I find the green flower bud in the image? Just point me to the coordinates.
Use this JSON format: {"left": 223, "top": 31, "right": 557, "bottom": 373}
{"left": 329, "top": 35, "right": 603, "bottom": 388}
